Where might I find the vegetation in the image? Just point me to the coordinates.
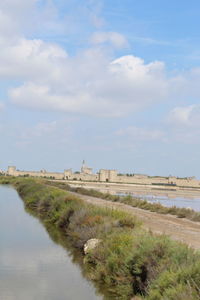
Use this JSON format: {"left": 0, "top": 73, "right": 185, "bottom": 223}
{"left": 47, "top": 181, "right": 200, "bottom": 222}
{"left": 121, "top": 195, "right": 200, "bottom": 222}
{"left": 1, "top": 176, "right": 200, "bottom": 299}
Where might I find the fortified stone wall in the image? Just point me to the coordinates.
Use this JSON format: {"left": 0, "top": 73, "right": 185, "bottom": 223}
{"left": 99, "top": 169, "right": 118, "bottom": 182}
{"left": 7, "top": 166, "right": 64, "bottom": 179}
{"left": 71, "top": 173, "right": 98, "bottom": 181}
{"left": 6, "top": 166, "right": 200, "bottom": 188}
{"left": 116, "top": 175, "right": 170, "bottom": 185}
{"left": 7, "top": 166, "right": 98, "bottom": 181}
{"left": 64, "top": 169, "right": 98, "bottom": 181}
{"left": 115, "top": 174, "right": 200, "bottom": 187}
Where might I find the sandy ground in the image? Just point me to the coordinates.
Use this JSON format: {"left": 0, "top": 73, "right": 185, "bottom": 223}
{"left": 62, "top": 180, "right": 200, "bottom": 199}
{"left": 69, "top": 191, "right": 200, "bottom": 251}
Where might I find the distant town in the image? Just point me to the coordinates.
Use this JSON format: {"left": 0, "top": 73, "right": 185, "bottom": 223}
{"left": 1, "top": 161, "right": 200, "bottom": 189}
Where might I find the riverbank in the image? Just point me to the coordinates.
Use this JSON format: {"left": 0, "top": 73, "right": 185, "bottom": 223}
{"left": 0, "top": 185, "right": 103, "bottom": 300}
{"left": 47, "top": 180, "right": 200, "bottom": 249}
{"left": 1, "top": 177, "right": 200, "bottom": 300}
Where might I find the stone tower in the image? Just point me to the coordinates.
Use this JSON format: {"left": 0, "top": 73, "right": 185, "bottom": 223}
{"left": 81, "top": 160, "right": 93, "bottom": 175}
{"left": 7, "top": 166, "right": 17, "bottom": 175}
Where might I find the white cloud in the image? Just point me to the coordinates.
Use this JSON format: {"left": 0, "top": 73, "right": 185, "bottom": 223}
{"left": 0, "top": 1, "right": 38, "bottom": 38}
{"left": 2, "top": 27, "right": 200, "bottom": 119}
{"left": 168, "top": 104, "right": 200, "bottom": 127}
{"left": 1, "top": 0, "right": 37, "bottom": 12}
{"left": 0, "top": 9, "right": 19, "bottom": 37}
{"left": 168, "top": 105, "right": 195, "bottom": 125}
{"left": 164, "top": 104, "right": 200, "bottom": 144}
{"left": 0, "top": 38, "right": 67, "bottom": 81}
{"left": 9, "top": 52, "right": 169, "bottom": 117}
{"left": 0, "top": 0, "right": 71, "bottom": 41}
{"left": 90, "top": 31, "right": 128, "bottom": 48}
{"left": 1, "top": 0, "right": 200, "bottom": 120}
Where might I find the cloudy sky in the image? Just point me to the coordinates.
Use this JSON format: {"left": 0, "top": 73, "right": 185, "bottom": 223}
{"left": 1, "top": 0, "right": 200, "bottom": 177}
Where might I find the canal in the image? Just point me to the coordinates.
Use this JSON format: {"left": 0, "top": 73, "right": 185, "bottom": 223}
{"left": 0, "top": 185, "right": 103, "bottom": 300}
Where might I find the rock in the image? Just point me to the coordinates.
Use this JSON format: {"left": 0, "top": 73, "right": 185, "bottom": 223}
{"left": 84, "top": 238, "right": 101, "bottom": 254}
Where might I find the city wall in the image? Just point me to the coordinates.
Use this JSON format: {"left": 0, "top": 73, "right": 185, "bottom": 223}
{"left": 7, "top": 166, "right": 64, "bottom": 180}
{"left": 5, "top": 166, "right": 200, "bottom": 189}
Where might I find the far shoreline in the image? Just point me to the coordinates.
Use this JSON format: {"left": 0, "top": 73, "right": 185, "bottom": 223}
{"left": 53, "top": 179, "right": 200, "bottom": 199}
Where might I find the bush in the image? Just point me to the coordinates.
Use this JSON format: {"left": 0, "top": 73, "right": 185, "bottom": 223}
{"left": 2, "top": 176, "right": 200, "bottom": 300}
{"left": 49, "top": 181, "right": 200, "bottom": 224}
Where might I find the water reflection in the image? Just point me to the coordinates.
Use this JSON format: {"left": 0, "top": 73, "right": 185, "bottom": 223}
{"left": 0, "top": 186, "right": 103, "bottom": 300}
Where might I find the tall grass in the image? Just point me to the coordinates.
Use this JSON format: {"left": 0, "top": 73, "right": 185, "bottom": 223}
{"left": 1, "top": 176, "right": 200, "bottom": 300}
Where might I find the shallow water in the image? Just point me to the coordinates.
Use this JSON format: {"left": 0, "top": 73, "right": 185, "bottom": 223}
{"left": 118, "top": 192, "right": 200, "bottom": 212}
{"left": 70, "top": 182, "right": 200, "bottom": 212}
{"left": 0, "top": 186, "right": 103, "bottom": 300}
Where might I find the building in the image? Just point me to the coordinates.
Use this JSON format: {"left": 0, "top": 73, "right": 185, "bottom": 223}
{"left": 5, "top": 163, "right": 200, "bottom": 188}
{"left": 81, "top": 160, "right": 93, "bottom": 175}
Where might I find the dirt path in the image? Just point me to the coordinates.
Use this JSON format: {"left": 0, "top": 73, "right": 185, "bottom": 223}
{"left": 70, "top": 191, "right": 200, "bottom": 250}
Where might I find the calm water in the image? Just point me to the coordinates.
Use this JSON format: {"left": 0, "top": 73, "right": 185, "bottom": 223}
{"left": 0, "top": 186, "right": 103, "bottom": 300}
{"left": 118, "top": 192, "right": 200, "bottom": 212}
{"left": 70, "top": 183, "right": 200, "bottom": 212}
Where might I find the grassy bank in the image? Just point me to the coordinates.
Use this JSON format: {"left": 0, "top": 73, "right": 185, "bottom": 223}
{"left": 1, "top": 177, "right": 200, "bottom": 300}
{"left": 47, "top": 181, "right": 200, "bottom": 222}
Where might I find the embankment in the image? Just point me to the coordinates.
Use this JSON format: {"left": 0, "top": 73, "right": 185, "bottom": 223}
{"left": 48, "top": 181, "right": 200, "bottom": 223}
{"left": 1, "top": 176, "right": 200, "bottom": 300}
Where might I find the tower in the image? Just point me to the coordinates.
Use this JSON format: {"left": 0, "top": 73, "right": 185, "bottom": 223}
{"left": 81, "top": 160, "right": 93, "bottom": 175}
{"left": 7, "top": 166, "right": 16, "bottom": 175}
{"left": 82, "top": 160, "right": 85, "bottom": 168}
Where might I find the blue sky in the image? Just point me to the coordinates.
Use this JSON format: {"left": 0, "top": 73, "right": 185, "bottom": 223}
{"left": 1, "top": 0, "right": 200, "bottom": 178}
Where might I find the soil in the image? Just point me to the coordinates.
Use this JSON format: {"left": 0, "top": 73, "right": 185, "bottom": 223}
{"left": 67, "top": 180, "right": 200, "bottom": 198}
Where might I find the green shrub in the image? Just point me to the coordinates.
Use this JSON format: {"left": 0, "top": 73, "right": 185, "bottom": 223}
{"left": 2, "top": 177, "right": 200, "bottom": 300}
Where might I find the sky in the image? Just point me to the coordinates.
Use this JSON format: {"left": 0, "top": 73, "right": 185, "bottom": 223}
{"left": 1, "top": 0, "right": 200, "bottom": 178}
